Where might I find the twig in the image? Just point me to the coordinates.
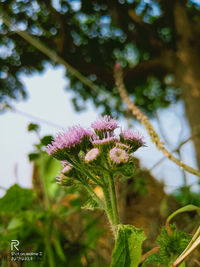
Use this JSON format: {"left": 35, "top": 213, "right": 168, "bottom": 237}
{"left": 114, "top": 64, "right": 200, "bottom": 178}
{"left": 172, "top": 226, "right": 200, "bottom": 266}
{"left": 194, "top": 259, "right": 200, "bottom": 266}
{"left": 0, "top": 103, "right": 63, "bottom": 129}
{"left": 141, "top": 246, "right": 160, "bottom": 262}
{"left": 150, "top": 136, "right": 192, "bottom": 171}
{"left": 172, "top": 236, "right": 200, "bottom": 267}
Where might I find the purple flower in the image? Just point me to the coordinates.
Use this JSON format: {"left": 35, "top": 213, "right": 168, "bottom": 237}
{"left": 109, "top": 147, "right": 129, "bottom": 164}
{"left": 56, "top": 174, "right": 73, "bottom": 186}
{"left": 91, "top": 131, "right": 119, "bottom": 146}
{"left": 84, "top": 148, "right": 100, "bottom": 162}
{"left": 91, "top": 115, "right": 118, "bottom": 131}
{"left": 46, "top": 126, "right": 93, "bottom": 155}
{"left": 61, "top": 161, "right": 68, "bottom": 167}
{"left": 61, "top": 164, "right": 73, "bottom": 175}
{"left": 56, "top": 175, "right": 63, "bottom": 185}
{"left": 120, "top": 130, "right": 144, "bottom": 146}
{"left": 92, "top": 137, "right": 117, "bottom": 146}
{"left": 57, "top": 163, "right": 73, "bottom": 185}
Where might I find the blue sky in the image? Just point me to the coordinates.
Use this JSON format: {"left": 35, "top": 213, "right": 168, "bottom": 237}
{"left": 0, "top": 65, "right": 198, "bottom": 196}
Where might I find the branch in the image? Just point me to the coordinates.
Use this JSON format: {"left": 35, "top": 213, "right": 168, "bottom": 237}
{"left": 149, "top": 136, "right": 192, "bottom": 172}
{"left": 114, "top": 64, "right": 200, "bottom": 178}
{"left": 172, "top": 235, "right": 200, "bottom": 267}
{"left": 124, "top": 50, "right": 176, "bottom": 83}
{"left": 0, "top": 103, "right": 63, "bottom": 129}
{"left": 0, "top": 9, "right": 105, "bottom": 96}
{"left": 39, "top": 0, "right": 70, "bottom": 54}
{"left": 107, "top": 1, "right": 166, "bottom": 51}
{"left": 141, "top": 246, "right": 160, "bottom": 262}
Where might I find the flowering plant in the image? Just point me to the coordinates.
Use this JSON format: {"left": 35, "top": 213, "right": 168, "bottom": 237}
{"left": 46, "top": 115, "right": 199, "bottom": 267}
{"left": 46, "top": 115, "right": 147, "bottom": 266}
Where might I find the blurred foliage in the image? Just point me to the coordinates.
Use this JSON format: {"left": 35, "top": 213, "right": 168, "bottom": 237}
{"left": 27, "top": 123, "right": 40, "bottom": 133}
{"left": 1, "top": 0, "right": 200, "bottom": 115}
{"left": 0, "top": 126, "right": 200, "bottom": 266}
{"left": 143, "top": 224, "right": 191, "bottom": 266}
{"left": 0, "top": 132, "right": 108, "bottom": 267}
{"left": 173, "top": 185, "right": 200, "bottom": 207}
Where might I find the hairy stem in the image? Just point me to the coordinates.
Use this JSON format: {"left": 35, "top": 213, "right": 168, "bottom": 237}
{"left": 102, "top": 186, "right": 114, "bottom": 225}
{"left": 102, "top": 172, "right": 120, "bottom": 238}
{"left": 108, "top": 173, "right": 120, "bottom": 226}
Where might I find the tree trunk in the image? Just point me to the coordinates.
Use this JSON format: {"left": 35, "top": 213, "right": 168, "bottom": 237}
{"left": 174, "top": 1, "right": 200, "bottom": 170}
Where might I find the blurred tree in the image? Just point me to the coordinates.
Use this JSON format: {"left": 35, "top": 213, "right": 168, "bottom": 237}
{"left": 0, "top": 0, "right": 200, "bottom": 167}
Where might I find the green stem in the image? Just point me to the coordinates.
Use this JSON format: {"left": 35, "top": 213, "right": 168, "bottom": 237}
{"left": 108, "top": 173, "right": 120, "bottom": 226}
{"left": 102, "top": 172, "right": 120, "bottom": 238}
{"left": 102, "top": 186, "right": 114, "bottom": 225}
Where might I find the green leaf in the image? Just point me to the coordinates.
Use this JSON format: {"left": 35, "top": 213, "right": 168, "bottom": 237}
{"left": 0, "top": 184, "right": 33, "bottom": 213}
{"left": 82, "top": 198, "right": 102, "bottom": 211}
{"left": 7, "top": 217, "right": 23, "bottom": 230}
{"left": 28, "top": 152, "right": 40, "bottom": 161}
{"left": 143, "top": 225, "right": 191, "bottom": 266}
{"left": 111, "top": 224, "right": 146, "bottom": 267}
{"left": 36, "top": 154, "right": 61, "bottom": 199}
{"left": 166, "top": 204, "right": 200, "bottom": 227}
{"left": 53, "top": 238, "right": 66, "bottom": 262}
{"left": 27, "top": 123, "right": 39, "bottom": 133}
{"left": 40, "top": 135, "right": 53, "bottom": 146}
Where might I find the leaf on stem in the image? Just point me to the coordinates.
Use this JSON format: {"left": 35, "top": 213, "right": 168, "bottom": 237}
{"left": 81, "top": 197, "right": 103, "bottom": 211}
{"left": 111, "top": 224, "right": 146, "bottom": 267}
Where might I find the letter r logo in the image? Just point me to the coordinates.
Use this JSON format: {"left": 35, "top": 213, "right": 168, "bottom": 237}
{"left": 11, "top": 240, "right": 19, "bottom": 251}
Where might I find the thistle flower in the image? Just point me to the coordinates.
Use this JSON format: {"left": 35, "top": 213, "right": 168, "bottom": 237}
{"left": 61, "top": 161, "right": 68, "bottom": 167}
{"left": 92, "top": 137, "right": 116, "bottom": 146}
{"left": 84, "top": 148, "right": 100, "bottom": 162}
{"left": 91, "top": 115, "right": 118, "bottom": 131}
{"left": 91, "top": 131, "right": 119, "bottom": 147}
{"left": 120, "top": 129, "right": 145, "bottom": 152}
{"left": 109, "top": 147, "right": 129, "bottom": 164}
{"left": 56, "top": 174, "right": 74, "bottom": 186}
{"left": 61, "top": 163, "right": 73, "bottom": 175}
{"left": 46, "top": 126, "right": 93, "bottom": 156}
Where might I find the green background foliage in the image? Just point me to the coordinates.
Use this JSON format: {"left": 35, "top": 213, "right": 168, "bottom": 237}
{"left": 2, "top": 0, "right": 199, "bottom": 115}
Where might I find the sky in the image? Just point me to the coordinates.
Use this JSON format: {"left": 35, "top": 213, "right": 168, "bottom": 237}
{"left": 0, "top": 65, "right": 199, "bottom": 197}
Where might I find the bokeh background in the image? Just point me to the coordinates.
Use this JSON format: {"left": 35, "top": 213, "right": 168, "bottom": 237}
{"left": 0, "top": 0, "right": 200, "bottom": 266}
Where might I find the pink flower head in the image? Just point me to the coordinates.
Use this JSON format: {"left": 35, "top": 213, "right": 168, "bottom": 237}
{"left": 91, "top": 131, "right": 119, "bottom": 146}
{"left": 61, "top": 163, "right": 73, "bottom": 175}
{"left": 84, "top": 148, "right": 100, "bottom": 162}
{"left": 109, "top": 147, "right": 129, "bottom": 164}
{"left": 91, "top": 115, "right": 118, "bottom": 132}
{"left": 92, "top": 137, "right": 116, "bottom": 146}
{"left": 120, "top": 129, "right": 145, "bottom": 150}
{"left": 56, "top": 174, "right": 73, "bottom": 186}
{"left": 46, "top": 126, "right": 93, "bottom": 156}
{"left": 61, "top": 161, "right": 68, "bottom": 167}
